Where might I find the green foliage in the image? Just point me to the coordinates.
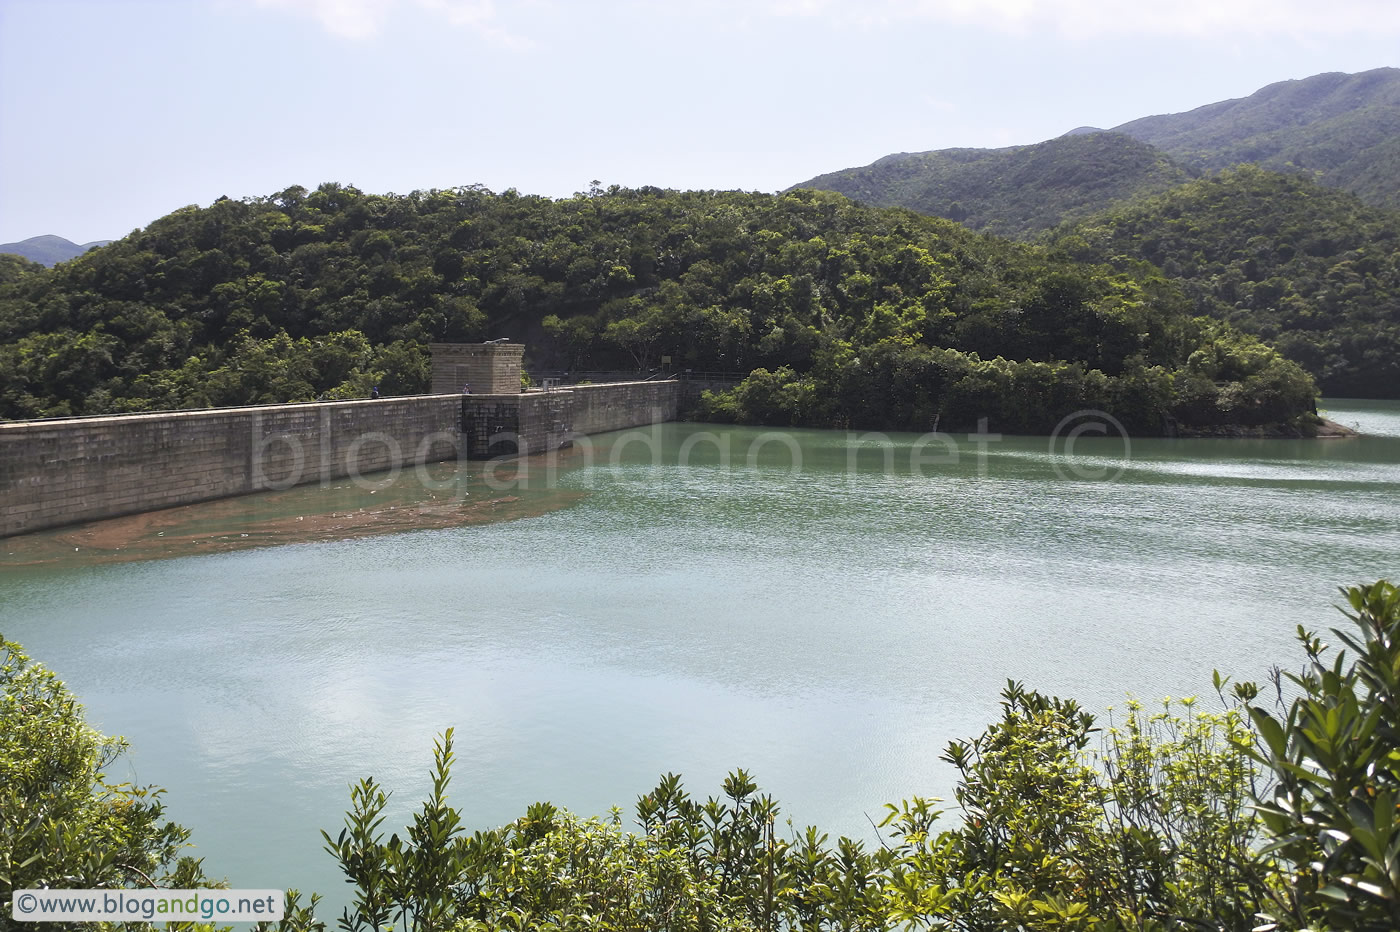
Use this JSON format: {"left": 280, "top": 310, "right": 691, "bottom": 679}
{"left": 0, "top": 636, "right": 214, "bottom": 931}
{"left": 322, "top": 736, "right": 885, "bottom": 932}
{"left": 1247, "top": 580, "right": 1400, "bottom": 930}
{"left": 792, "top": 133, "right": 1193, "bottom": 239}
{"left": 0, "top": 184, "right": 1314, "bottom": 431}
{"left": 315, "top": 675, "right": 1295, "bottom": 931}
{"left": 0, "top": 254, "right": 45, "bottom": 286}
{"left": 878, "top": 683, "right": 1270, "bottom": 931}
{"left": 1092, "top": 693, "right": 1270, "bottom": 929}
{"left": 790, "top": 69, "right": 1400, "bottom": 399}
{"left": 1048, "top": 165, "right": 1400, "bottom": 398}
{"left": 698, "top": 330, "right": 1316, "bottom": 436}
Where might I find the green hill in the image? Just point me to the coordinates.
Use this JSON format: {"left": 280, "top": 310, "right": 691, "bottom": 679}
{"left": 1047, "top": 165, "right": 1400, "bottom": 398}
{"left": 792, "top": 69, "right": 1400, "bottom": 235}
{"left": 0, "top": 183, "right": 1318, "bottom": 434}
{"left": 0, "top": 235, "right": 113, "bottom": 267}
{"left": 790, "top": 133, "right": 1191, "bottom": 239}
{"left": 1110, "top": 68, "right": 1400, "bottom": 209}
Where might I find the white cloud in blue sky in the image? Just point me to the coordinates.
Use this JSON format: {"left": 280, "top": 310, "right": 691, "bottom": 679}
{"left": 251, "top": 0, "right": 521, "bottom": 42}
{"left": 768, "top": 0, "right": 1400, "bottom": 37}
{"left": 0, "top": 0, "right": 1396, "bottom": 242}
{"left": 253, "top": 0, "right": 1400, "bottom": 41}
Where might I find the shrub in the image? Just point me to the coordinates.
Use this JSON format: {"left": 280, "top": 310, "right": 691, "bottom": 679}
{"left": 0, "top": 636, "right": 213, "bottom": 930}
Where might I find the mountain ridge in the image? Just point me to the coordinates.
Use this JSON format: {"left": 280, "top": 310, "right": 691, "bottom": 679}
{"left": 792, "top": 68, "right": 1400, "bottom": 233}
{"left": 792, "top": 132, "right": 1192, "bottom": 239}
{"left": 0, "top": 235, "right": 113, "bottom": 267}
{"left": 1109, "top": 68, "right": 1400, "bottom": 209}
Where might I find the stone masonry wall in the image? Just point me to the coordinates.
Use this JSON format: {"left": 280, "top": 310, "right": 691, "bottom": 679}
{"left": 0, "top": 381, "right": 680, "bottom": 538}
{"left": 517, "top": 392, "right": 572, "bottom": 456}
{"left": 567, "top": 382, "right": 681, "bottom": 436}
{"left": 0, "top": 396, "right": 462, "bottom": 538}
{"left": 429, "top": 343, "right": 525, "bottom": 395}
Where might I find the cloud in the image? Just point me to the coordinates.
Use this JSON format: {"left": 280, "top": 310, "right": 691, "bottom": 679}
{"left": 760, "top": 0, "right": 1400, "bottom": 39}
{"left": 251, "top": 0, "right": 522, "bottom": 42}
{"left": 249, "top": 0, "right": 1400, "bottom": 43}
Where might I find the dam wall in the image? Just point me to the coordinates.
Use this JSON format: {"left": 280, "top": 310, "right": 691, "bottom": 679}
{"left": 0, "top": 397, "right": 463, "bottom": 539}
{"left": 460, "top": 391, "right": 572, "bottom": 459}
{"left": 0, "top": 381, "right": 682, "bottom": 538}
{"left": 568, "top": 381, "right": 682, "bottom": 435}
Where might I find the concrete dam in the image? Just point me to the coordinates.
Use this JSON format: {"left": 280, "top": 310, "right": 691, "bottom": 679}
{"left": 0, "top": 343, "right": 682, "bottom": 538}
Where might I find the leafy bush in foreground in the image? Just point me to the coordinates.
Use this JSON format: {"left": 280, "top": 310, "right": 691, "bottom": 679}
{"left": 6, "top": 579, "right": 1399, "bottom": 931}
{"left": 0, "top": 637, "right": 215, "bottom": 932}
{"left": 1248, "top": 580, "right": 1400, "bottom": 931}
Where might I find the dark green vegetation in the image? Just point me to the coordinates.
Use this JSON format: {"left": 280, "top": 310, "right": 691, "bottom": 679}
{"left": 790, "top": 133, "right": 1192, "bottom": 239}
{"left": 4, "top": 580, "right": 1398, "bottom": 930}
{"left": 1110, "top": 68, "right": 1400, "bottom": 210}
{"left": 0, "top": 638, "right": 217, "bottom": 931}
{"left": 790, "top": 69, "right": 1400, "bottom": 402}
{"left": 792, "top": 68, "right": 1400, "bottom": 234}
{"left": 1048, "top": 166, "right": 1400, "bottom": 398}
{"left": 0, "top": 184, "right": 1317, "bottom": 435}
{"left": 0, "top": 236, "right": 113, "bottom": 268}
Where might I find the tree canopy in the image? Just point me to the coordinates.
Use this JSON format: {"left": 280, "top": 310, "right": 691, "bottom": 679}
{"left": 0, "top": 183, "right": 1318, "bottom": 434}
{"left": 1047, "top": 166, "right": 1400, "bottom": 398}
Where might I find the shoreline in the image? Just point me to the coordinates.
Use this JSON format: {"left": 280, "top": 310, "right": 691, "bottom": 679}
{"left": 1174, "top": 416, "right": 1359, "bottom": 439}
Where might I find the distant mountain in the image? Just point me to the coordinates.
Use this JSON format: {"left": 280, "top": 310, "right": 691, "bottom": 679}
{"left": 1110, "top": 68, "right": 1400, "bottom": 210}
{"left": 792, "top": 68, "right": 1400, "bottom": 232}
{"left": 791, "top": 132, "right": 1191, "bottom": 239}
{"left": 1047, "top": 165, "right": 1400, "bottom": 398}
{"left": 0, "top": 235, "right": 112, "bottom": 267}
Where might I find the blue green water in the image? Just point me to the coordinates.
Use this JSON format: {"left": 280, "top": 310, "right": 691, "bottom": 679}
{"left": 2, "top": 401, "right": 1398, "bottom": 911}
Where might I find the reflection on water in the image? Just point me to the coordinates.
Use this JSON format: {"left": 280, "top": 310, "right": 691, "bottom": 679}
{"left": 0, "top": 400, "right": 1398, "bottom": 914}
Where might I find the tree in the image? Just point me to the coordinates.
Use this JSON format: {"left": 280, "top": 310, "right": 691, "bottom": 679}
{"left": 0, "top": 637, "right": 213, "bottom": 926}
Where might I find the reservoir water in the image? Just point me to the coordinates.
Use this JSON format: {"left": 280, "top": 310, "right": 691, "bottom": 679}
{"left": 2, "top": 400, "right": 1398, "bottom": 910}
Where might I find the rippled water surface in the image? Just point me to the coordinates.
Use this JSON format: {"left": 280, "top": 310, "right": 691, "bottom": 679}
{"left": 2, "top": 401, "right": 1398, "bottom": 909}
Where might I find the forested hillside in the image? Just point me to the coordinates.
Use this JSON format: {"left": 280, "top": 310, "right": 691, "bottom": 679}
{"left": 1047, "top": 166, "right": 1400, "bottom": 398}
{"left": 789, "top": 133, "right": 1191, "bottom": 238}
{"left": 1110, "top": 68, "right": 1400, "bottom": 209}
{"left": 793, "top": 69, "right": 1400, "bottom": 237}
{"left": 0, "top": 183, "right": 1317, "bottom": 434}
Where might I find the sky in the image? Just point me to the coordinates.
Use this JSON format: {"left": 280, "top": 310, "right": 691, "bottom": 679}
{"left": 0, "top": 0, "right": 1397, "bottom": 245}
